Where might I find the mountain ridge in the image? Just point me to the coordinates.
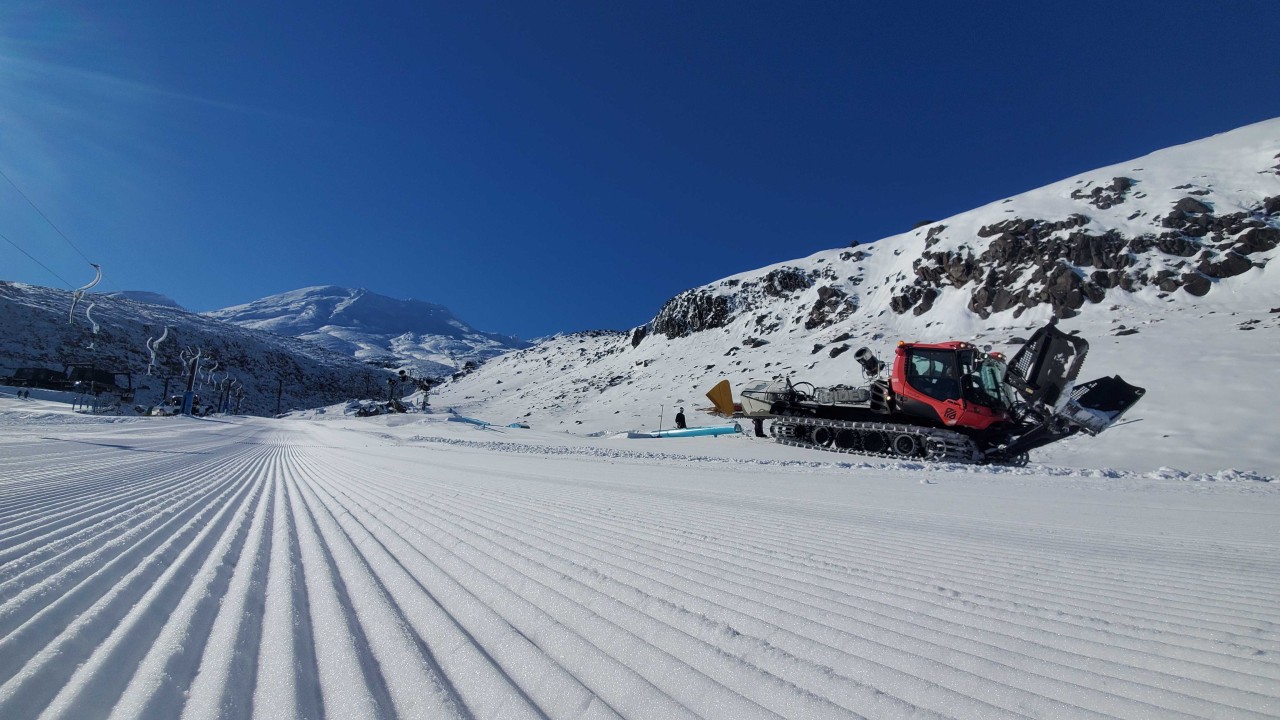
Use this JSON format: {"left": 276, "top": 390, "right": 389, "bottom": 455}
{"left": 0, "top": 281, "right": 394, "bottom": 415}
{"left": 206, "top": 285, "right": 530, "bottom": 376}
{"left": 431, "top": 118, "right": 1280, "bottom": 474}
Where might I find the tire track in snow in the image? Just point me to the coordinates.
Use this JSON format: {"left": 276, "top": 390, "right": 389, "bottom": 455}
{"left": 278, "top": 445, "right": 397, "bottom": 720}
{"left": 462, "top": 474, "right": 1280, "bottom": 684}
{"left": 287, "top": 450, "right": 703, "bottom": 720}
{"left": 284, "top": 445, "right": 472, "bottom": 719}
{"left": 444, "top": 463, "right": 1280, "bottom": 655}
{"left": 285, "top": 451, "right": 622, "bottom": 719}
{"left": 2, "top": 417, "right": 1277, "bottom": 719}
{"left": 0, "top": 445, "right": 264, "bottom": 712}
{"left": 300, "top": 448, "right": 931, "bottom": 720}
{"left": 294, "top": 458, "right": 706, "bottom": 717}
{"left": 509, "top": 466, "right": 1280, "bottom": 707}
{"left": 343, "top": 467, "right": 1095, "bottom": 720}
{"left": 452, "top": 484, "right": 1277, "bottom": 718}
{"left": 501, "top": 471, "right": 1280, "bottom": 619}
{"left": 0, "top": 448, "right": 266, "bottom": 594}
{"left": 178, "top": 455, "right": 276, "bottom": 720}
{"left": 288, "top": 456, "right": 554, "bottom": 719}
{"left": 332, "top": 445, "right": 1280, "bottom": 712}
{"left": 0, "top": 453, "right": 262, "bottom": 691}
{"left": 110, "top": 445, "right": 281, "bottom": 720}
{"left": 250, "top": 448, "right": 323, "bottom": 720}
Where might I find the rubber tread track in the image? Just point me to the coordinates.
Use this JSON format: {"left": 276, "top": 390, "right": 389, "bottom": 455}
{"left": 770, "top": 416, "right": 982, "bottom": 464}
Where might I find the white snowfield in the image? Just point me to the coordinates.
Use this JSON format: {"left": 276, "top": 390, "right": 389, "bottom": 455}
{"left": 1, "top": 399, "right": 1277, "bottom": 720}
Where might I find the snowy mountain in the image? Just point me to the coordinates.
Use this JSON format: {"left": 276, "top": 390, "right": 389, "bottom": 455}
{"left": 0, "top": 282, "right": 395, "bottom": 415}
{"left": 101, "top": 286, "right": 184, "bottom": 307}
{"left": 101, "top": 290, "right": 185, "bottom": 309}
{"left": 434, "top": 119, "right": 1280, "bottom": 475}
{"left": 206, "top": 286, "right": 529, "bottom": 377}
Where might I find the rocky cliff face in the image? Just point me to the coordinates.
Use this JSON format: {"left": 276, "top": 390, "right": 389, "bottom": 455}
{"left": 413, "top": 120, "right": 1280, "bottom": 475}
{"left": 895, "top": 185, "right": 1278, "bottom": 320}
{"left": 635, "top": 119, "right": 1280, "bottom": 342}
{"left": 649, "top": 261, "right": 864, "bottom": 342}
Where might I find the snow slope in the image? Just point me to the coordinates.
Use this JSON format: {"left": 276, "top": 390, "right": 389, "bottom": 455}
{"left": 434, "top": 120, "right": 1280, "bottom": 475}
{"left": 0, "top": 282, "right": 393, "bottom": 416}
{"left": 206, "top": 286, "right": 530, "bottom": 377}
{"left": 1, "top": 398, "right": 1276, "bottom": 719}
{"left": 101, "top": 291, "right": 184, "bottom": 310}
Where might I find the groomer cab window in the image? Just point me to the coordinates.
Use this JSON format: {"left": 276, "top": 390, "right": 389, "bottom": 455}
{"left": 905, "top": 348, "right": 961, "bottom": 401}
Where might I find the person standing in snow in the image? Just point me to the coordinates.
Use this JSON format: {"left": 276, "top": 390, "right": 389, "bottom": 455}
{"left": 675, "top": 407, "right": 686, "bottom": 429}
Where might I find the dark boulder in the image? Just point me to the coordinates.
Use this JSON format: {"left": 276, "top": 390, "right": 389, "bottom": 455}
{"left": 1198, "top": 251, "right": 1253, "bottom": 279}
{"left": 762, "top": 267, "right": 811, "bottom": 297}
{"left": 1153, "top": 269, "right": 1182, "bottom": 293}
{"left": 913, "top": 288, "right": 940, "bottom": 316}
{"left": 1155, "top": 234, "right": 1200, "bottom": 257}
{"left": 1233, "top": 227, "right": 1280, "bottom": 255}
{"left": 1181, "top": 273, "right": 1212, "bottom": 296}
{"left": 1174, "top": 197, "right": 1213, "bottom": 215}
{"left": 805, "top": 285, "right": 856, "bottom": 330}
{"left": 1070, "top": 177, "right": 1135, "bottom": 209}
{"left": 1043, "top": 264, "right": 1087, "bottom": 317}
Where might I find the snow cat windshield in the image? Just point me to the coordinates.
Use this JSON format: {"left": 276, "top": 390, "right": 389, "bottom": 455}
{"left": 965, "top": 351, "right": 1011, "bottom": 410}
{"left": 906, "top": 347, "right": 1011, "bottom": 410}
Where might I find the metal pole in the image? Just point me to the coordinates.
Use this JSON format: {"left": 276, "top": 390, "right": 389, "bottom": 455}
{"left": 181, "top": 351, "right": 201, "bottom": 416}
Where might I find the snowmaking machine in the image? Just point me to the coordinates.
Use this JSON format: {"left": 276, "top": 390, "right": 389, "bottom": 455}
{"left": 734, "top": 320, "right": 1144, "bottom": 464}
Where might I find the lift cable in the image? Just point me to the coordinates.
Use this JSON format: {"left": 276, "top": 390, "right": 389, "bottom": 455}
{"left": 0, "top": 165, "right": 97, "bottom": 267}
{"left": 0, "top": 229, "right": 75, "bottom": 288}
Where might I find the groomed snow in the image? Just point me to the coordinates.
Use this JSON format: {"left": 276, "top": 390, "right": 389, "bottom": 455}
{"left": 1, "top": 396, "right": 1276, "bottom": 719}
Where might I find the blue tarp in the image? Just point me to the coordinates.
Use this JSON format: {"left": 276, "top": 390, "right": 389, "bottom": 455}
{"left": 627, "top": 423, "right": 742, "bottom": 439}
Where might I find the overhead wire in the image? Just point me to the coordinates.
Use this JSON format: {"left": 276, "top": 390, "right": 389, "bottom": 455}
{"left": 0, "top": 165, "right": 97, "bottom": 266}
{"left": 0, "top": 163, "right": 121, "bottom": 294}
{"left": 0, "top": 229, "right": 75, "bottom": 288}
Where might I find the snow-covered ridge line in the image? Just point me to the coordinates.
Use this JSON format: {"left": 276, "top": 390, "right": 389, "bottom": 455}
{"left": 640, "top": 118, "right": 1279, "bottom": 341}
{"left": 0, "top": 281, "right": 391, "bottom": 416}
{"left": 206, "top": 285, "right": 530, "bottom": 377}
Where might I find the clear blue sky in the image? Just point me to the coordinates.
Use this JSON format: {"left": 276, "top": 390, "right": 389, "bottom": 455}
{"left": 1, "top": 1, "right": 1276, "bottom": 339}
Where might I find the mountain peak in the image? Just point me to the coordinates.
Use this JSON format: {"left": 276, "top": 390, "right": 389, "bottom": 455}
{"left": 206, "top": 286, "right": 528, "bottom": 376}
{"left": 101, "top": 290, "right": 185, "bottom": 310}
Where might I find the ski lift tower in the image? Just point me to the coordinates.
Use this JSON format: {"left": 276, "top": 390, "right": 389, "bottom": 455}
{"left": 181, "top": 349, "right": 201, "bottom": 416}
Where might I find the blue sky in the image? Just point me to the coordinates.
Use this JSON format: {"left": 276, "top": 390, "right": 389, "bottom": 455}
{"left": 1, "top": 1, "right": 1276, "bottom": 339}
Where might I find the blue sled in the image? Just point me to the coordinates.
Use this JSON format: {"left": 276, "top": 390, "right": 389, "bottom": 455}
{"left": 448, "top": 415, "right": 491, "bottom": 427}
{"left": 627, "top": 423, "right": 742, "bottom": 439}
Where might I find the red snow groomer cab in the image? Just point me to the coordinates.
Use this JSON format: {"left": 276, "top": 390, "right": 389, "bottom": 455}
{"left": 736, "top": 320, "right": 1145, "bottom": 464}
{"left": 887, "top": 339, "right": 1011, "bottom": 432}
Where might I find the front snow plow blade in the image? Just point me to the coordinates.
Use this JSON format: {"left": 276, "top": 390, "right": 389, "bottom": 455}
{"left": 1057, "top": 375, "right": 1146, "bottom": 435}
{"left": 987, "top": 374, "right": 1146, "bottom": 463}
